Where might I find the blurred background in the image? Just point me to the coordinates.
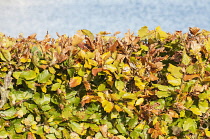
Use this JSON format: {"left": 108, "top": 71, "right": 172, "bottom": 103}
{"left": 1, "top": 0, "right": 210, "bottom": 39}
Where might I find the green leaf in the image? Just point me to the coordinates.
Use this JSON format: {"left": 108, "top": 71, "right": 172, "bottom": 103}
{"left": 153, "top": 84, "right": 170, "bottom": 91}
{"left": 182, "top": 50, "right": 191, "bottom": 65}
{"left": 122, "top": 93, "right": 136, "bottom": 99}
{"left": 0, "top": 130, "right": 8, "bottom": 138}
{"left": 51, "top": 83, "right": 61, "bottom": 91}
{"left": 115, "top": 80, "right": 125, "bottom": 91}
{"left": 70, "top": 122, "right": 86, "bottom": 135}
{"left": 98, "top": 83, "right": 106, "bottom": 91}
{"left": 183, "top": 118, "right": 197, "bottom": 132}
{"left": 167, "top": 64, "right": 183, "bottom": 78}
{"left": 38, "top": 70, "right": 51, "bottom": 83}
{"left": 1, "top": 49, "right": 11, "bottom": 61}
{"left": 116, "top": 123, "right": 127, "bottom": 134}
{"left": 34, "top": 93, "right": 50, "bottom": 105}
{"left": 128, "top": 116, "right": 138, "bottom": 129}
{"left": 14, "top": 120, "right": 25, "bottom": 133}
{"left": 199, "top": 100, "right": 209, "bottom": 113}
{"left": 12, "top": 72, "right": 22, "bottom": 79}
{"left": 167, "top": 74, "right": 181, "bottom": 86}
{"left": 0, "top": 107, "right": 17, "bottom": 120}
{"left": 25, "top": 80, "right": 36, "bottom": 90}
{"left": 20, "top": 70, "right": 37, "bottom": 80}
{"left": 156, "top": 91, "right": 171, "bottom": 98}
{"left": 130, "top": 130, "right": 140, "bottom": 139}
{"left": 138, "top": 26, "right": 149, "bottom": 39}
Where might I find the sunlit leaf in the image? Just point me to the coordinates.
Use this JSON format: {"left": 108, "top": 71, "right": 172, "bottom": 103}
{"left": 134, "top": 76, "right": 146, "bottom": 90}
{"left": 116, "top": 123, "right": 127, "bottom": 134}
{"left": 183, "top": 118, "right": 197, "bottom": 132}
{"left": 92, "top": 68, "right": 103, "bottom": 76}
{"left": 183, "top": 74, "right": 199, "bottom": 81}
{"left": 104, "top": 64, "right": 117, "bottom": 72}
{"left": 156, "top": 91, "right": 171, "bottom": 98}
{"left": 138, "top": 26, "right": 149, "bottom": 39}
{"left": 38, "top": 70, "right": 51, "bottom": 83}
{"left": 199, "top": 100, "right": 209, "bottom": 113}
{"left": 115, "top": 80, "right": 124, "bottom": 91}
{"left": 81, "top": 29, "right": 94, "bottom": 41}
{"left": 167, "top": 64, "right": 183, "bottom": 78}
{"left": 155, "top": 26, "right": 168, "bottom": 39}
{"left": 0, "top": 107, "right": 17, "bottom": 120}
{"left": 69, "top": 76, "right": 82, "bottom": 87}
{"left": 0, "top": 49, "right": 11, "bottom": 61}
{"left": 135, "top": 98, "right": 144, "bottom": 106}
{"left": 51, "top": 83, "right": 61, "bottom": 91}
{"left": 20, "top": 70, "right": 37, "bottom": 80}
{"left": 166, "top": 74, "right": 181, "bottom": 86}
{"left": 190, "top": 107, "right": 202, "bottom": 116}
{"left": 100, "top": 124, "right": 108, "bottom": 137}
{"left": 182, "top": 50, "right": 191, "bottom": 65}
{"left": 0, "top": 130, "right": 8, "bottom": 138}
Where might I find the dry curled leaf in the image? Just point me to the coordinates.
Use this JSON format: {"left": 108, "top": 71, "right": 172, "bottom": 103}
{"left": 189, "top": 27, "right": 200, "bottom": 35}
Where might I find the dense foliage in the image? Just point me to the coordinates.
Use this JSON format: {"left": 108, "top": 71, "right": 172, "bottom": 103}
{"left": 0, "top": 26, "right": 210, "bottom": 139}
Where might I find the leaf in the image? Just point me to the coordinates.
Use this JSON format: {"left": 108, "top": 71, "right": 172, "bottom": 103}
{"left": 155, "top": 26, "right": 168, "bottom": 39}
{"left": 0, "top": 49, "right": 11, "bottom": 61}
{"left": 0, "top": 107, "right": 17, "bottom": 120}
{"left": 128, "top": 116, "right": 138, "bottom": 129}
{"left": 83, "top": 81, "right": 91, "bottom": 91}
{"left": 38, "top": 70, "right": 51, "bottom": 83}
{"left": 199, "top": 100, "right": 209, "bottom": 113}
{"left": 138, "top": 26, "right": 149, "bottom": 39}
{"left": 190, "top": 107, "right": 202, "bottom": 116}
{"left": 116, "top": 123, "right": 127, "bottom": 134}
{"left": 134, "top": 76, "right": 146, "bottom": 90}
{"left": 109, "top": 40, "right": 119, "bottom": 52}
{"left": 81, "top": 95, "right": 95, "bottom": 106}
{"left": 72, "top": 34, "right": 84, "bottom": 46}
{"left": 34, "top": 93, "right": 51, "bottom": 105}
{"left": 92, "top": 68, "right": 103, "bottom": 76}
{"left": 167, "top": 64, "right": 183, "bottom": 78}
{"left": 0, "top": 130, "right": 8, "bottom": 138}
{"left": 100, "top": 124, "right": 108, "bottom": 137}
{"left": 70, "top": 122, "right": 86, "bottom": 135}
{"left": 51, "top": 83, "right": 61, "bottom": 91}
{"left": 102, "top": 100, "right": 114, "bottom": 113}
{"left": 135, "top": 98, "right": 144, "bottom": 106}
{"left": 20, "top": 70, "right": 37, "bottom": 80}
{"left": 104, "top": 64, "right": 117, "bottom": 72}
{"left": 183, "top": 118, "right": 197, "bottom": 132}
{"left": 166, "top": 74, "right": 181, "bottom": 86}
{"left": 156, "top": 91, "right": 170, "bottom": 98}
{"left": 69, "top": 132, "right": 80, "bottom": 139}
{"left": 205, "top": 128, "right": 210, "bottom": 137}
{"left": 81, "top": 29, "right": 94, "bottom": 41}
{"left": 69, "top": 77, "right": 82, "bottom": 87}
{"left": 25, "top": 81, "right": 36, "bottom": 90}
{"left": 182, "top": 50, "right": 191, "bottom": 65}
{"left": 12, "top": 72, "right": 22, "bottom": 79}
{"left": 183, "top": 74, "right": 199, "bottom": 81}
{"left": 115, "top": 80, "right": 124, "bottom": 91}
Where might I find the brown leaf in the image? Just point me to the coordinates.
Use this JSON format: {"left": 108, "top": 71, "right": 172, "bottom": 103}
{"left": 92, "top": 68, "right": 103, "bottom": 76}
{"left": 83, "top": 81, "right": 91, "bottom": 91}
{"left": 100, "top": 124, "right": 108, "bottom": 137}
{"left": 183, "top": 74, "right": 199, "bottom": 81}
{"left": 113, "top": 31, "right": 121, "bottom": 36}
{"left": 27, "top": 132, "right": 36, "bottom": 139}
{"left": 109, "top": 40, "right": 119, "bottom": 52}
{"left": 85, "top": 36, "right": 95, "bottom": 50}
{"left": 131, "top": 37, "right": 140, "bottom": 45}
{"left": 81, "top": 95, "right": 95, "bottom": 106}
{"left": 149, "top": 74, "right": 159, "bottom": 81}
{"left": 27, "top": 33, "right": 37, "bottom": 39}
{"left": 189, "top": 27, "right": 200, "bottom": 35}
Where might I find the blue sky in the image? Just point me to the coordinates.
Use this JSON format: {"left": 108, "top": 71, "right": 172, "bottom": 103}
{"left": 1, "top": 0, "right": 210, "bottom": 39}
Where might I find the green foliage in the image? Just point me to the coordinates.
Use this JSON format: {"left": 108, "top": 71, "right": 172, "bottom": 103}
{"left": 0, "top": 27, "right": 210, "bottom": 138}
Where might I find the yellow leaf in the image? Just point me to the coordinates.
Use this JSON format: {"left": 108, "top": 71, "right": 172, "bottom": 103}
{"left": 134, "top": 76, "right": 146, "bottom": 90}
{"left": 105, "top": 58, "right": 114, "bottom": 65}
{"left": 102, "top": 100, "right": 114, "bottom": 113}
{"left": 167, "top": 64, "right": 183, "bottom": 78}
{"left": 104, "top": 64, "right": 117, "bottom": 72}
{"left": 135, "top": 98, "right": 144, "bottom": 106}
{"left": 156, "top": 26, "right": 168, "bottom": 39}
{"left": 41, "top": 84, "right": 47, "bottom": 93}
{"left": 138, "top": 26, "right": 149, "bottom": 39}
{"left": 205, "top": 128, "right": 210, "bottom": 137}
{"left": 69, "top": 77, "right": 82, "bottom": 87}
{"left": 153, "top": 117, "right": 158, "bottom": 125}
{"left": 166, "top": 74, "right": 181, "bottom": 86}
{"left": 72, "top": 34, "right": 84, "bottom": 46}
{"left": 190, "top": 107, "right": 202, "bottom": 116}
{"left": 115, "top": 105, "right": 123, "bottom": 112}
